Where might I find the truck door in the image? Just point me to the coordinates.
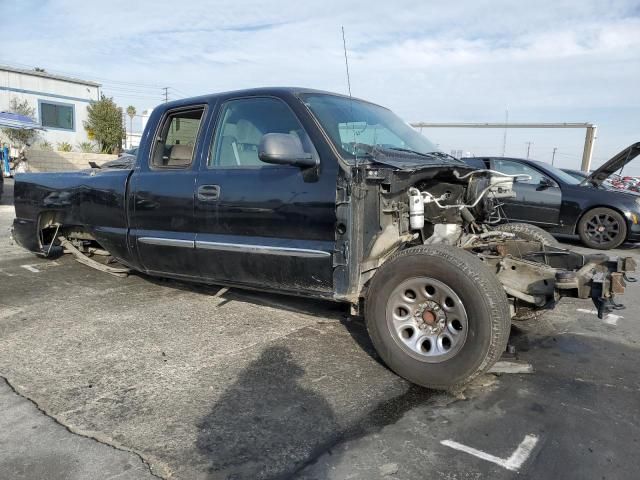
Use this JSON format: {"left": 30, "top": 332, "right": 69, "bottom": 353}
{"left": 129, "top": 106, "right": 206, "bottom": 277}
{"left": 193, "top": 96, "right": 337, "bottom": 294}
{"left": 491, "top": 158, "right": 562, "bottom": 226}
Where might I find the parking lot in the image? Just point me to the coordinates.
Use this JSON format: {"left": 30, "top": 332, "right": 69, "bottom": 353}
{"left": 1, "top": 178, "right": 639, "bottom": 480}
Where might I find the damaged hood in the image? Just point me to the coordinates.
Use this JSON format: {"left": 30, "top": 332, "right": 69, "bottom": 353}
{"left": 365, "top": 150, "right": 468, "bottom": 172}
{"left": 582, "top": 142, "right": 640, "bottom": 187}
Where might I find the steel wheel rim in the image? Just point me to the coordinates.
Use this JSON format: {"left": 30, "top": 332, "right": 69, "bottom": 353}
{"left": 584, "top": 213, "right": 621, "bottom": 245}
{"left": 385, "top": 277, "right": 468, "bottom": 363}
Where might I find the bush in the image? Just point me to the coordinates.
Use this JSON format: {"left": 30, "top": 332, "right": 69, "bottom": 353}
{"left": 57, "top": 142, "right": 72, "bottom": 152}
{"left": 84, "top": 95, "right": 124, "bottom": 154}
{"left": 77, "top": 141, "right": 96, "bottom": 153}
{"left": 39, "top": 140, "right": 53, "bottom": 151}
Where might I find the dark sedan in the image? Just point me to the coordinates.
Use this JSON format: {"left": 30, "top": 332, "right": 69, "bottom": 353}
{"left": 465, "top": 143, "right": 640, "bottom": 249}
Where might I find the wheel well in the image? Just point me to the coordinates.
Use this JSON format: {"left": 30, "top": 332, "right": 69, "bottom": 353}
{"left": 574, "top": 205, "right": 628, "bottom": 236}
{"left": 37, "top": 211, "right": 95, "bottom": 247}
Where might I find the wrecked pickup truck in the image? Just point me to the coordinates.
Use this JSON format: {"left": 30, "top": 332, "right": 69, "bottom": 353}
{"left": 13, "top": 88, "right": 635, "bottom": 389}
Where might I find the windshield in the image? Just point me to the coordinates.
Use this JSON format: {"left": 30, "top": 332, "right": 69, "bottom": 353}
{"left": 529, "top": 160, "right": 581, "bottom": 185}
{"left": 563, "top": 170, "right": 586, "bottom": 181}
{"left": 300, "top": 94, "right": 438, "bottom": 159}
{"left": 545, "top": 164, "right": 582, "bottom": 185}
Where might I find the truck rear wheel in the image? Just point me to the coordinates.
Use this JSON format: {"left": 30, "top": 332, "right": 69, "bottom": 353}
{"left": 365, "top": 245, "right": 511, "bottom": 390}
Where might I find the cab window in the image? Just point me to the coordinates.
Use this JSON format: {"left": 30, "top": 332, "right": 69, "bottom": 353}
{"left": 151, "top": 107, "right": 204, "bottom": 168}
{"left": 209, "top": 97, "right": 314, "bottom": 168}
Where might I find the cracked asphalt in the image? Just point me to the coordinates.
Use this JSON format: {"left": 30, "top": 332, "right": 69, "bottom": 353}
{"left": 1, "top": 178, "right": 639, "bottom": 479}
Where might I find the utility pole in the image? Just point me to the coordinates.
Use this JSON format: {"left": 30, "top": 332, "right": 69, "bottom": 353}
{"left": 501, "top": 109, "right": 508, "bottom": 157}
{"left": 163, "top": 87, "right": 169, "bottom": 103}
{"left": 525, "top": 141, "right": 533, "bottom": 159}
{"left": 121, "top": 110, "right": 126, "bottom": 154}
{"left": 551, "top": 147, "right": 557, "bottom": 166}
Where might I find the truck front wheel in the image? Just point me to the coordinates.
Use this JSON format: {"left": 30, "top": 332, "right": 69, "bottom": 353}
{"left": 365, "top": 245, "right": 511, "bottom": 390}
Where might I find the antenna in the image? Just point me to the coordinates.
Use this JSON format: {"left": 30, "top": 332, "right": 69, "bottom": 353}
{"left": 341, "top": 26, "right": 352, "bottom": 98}
{"left": 341, "top": 26, "right": 357, "bottom": 169}
{"left": 501, "top": 109, "right": 508, "bottom": 156}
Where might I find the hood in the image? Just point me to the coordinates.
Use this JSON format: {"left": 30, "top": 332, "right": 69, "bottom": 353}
{"left": 364, "top": 149, "right": 468, "bottom": 172}
{"left": 582, "top": 142, "right": 640, "bottom": 187}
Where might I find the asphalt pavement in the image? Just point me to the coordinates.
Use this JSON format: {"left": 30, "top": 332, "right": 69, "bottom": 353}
{"left": 1, "top": 178, "right": 639, "bottom": 479}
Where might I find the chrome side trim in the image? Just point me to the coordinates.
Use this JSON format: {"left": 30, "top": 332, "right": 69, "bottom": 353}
{"left": 138, "top": 237, "right": 195, "bottom": 248}
{"left": 195, "top": 241, "right": 331, "bottom": 258}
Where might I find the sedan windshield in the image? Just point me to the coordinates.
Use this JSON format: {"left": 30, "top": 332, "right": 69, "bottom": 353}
{"left": 300, "top": 93, "right": 439, "bottom": 160}
{"left": 532, "top": 161, "right": 582, "bottom": 185}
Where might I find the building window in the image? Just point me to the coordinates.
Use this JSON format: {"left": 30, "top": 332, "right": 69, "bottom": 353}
{"left": 39, "top": 101, "right": 74, "bottom": 130}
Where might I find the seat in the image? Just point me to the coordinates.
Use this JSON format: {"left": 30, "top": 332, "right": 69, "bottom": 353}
{"left": 235, "top": 119, "right": 263, "bottom": 166}
{"left": 167, "top": 144, "right": 193, "bottom": 166}
{"left": 218, "top": 135, "right": 240, "bottom": 166}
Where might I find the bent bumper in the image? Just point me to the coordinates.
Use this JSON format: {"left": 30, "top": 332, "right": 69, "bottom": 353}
{"left": 12, "top": 217, "right": 40, "bottom": 253}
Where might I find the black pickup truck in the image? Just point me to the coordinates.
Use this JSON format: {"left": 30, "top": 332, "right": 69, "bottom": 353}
{"left": 12, "top": 88, "right": 634, "bottom": 389}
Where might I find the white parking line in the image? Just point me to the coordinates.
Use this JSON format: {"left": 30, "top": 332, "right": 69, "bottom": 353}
{"left": 489, "top": 361, "right": 534, "bottom": 374}
{"left": 21, "top": 265, "right": 40, "bottom": 273}
{"left": 441, "top": 434, "right": 539, "bottom": 471}
{"left": 576, "top": 308, "right": 622, "bottom": 325}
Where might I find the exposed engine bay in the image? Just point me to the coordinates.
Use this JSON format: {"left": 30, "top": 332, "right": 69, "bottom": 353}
{"left": 359, "top": 164, "right": 635, "bottom": 318}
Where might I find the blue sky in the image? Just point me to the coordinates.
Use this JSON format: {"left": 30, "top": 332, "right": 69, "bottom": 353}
{"left": 2, "top": 0, "right": 639, "bottom": 172}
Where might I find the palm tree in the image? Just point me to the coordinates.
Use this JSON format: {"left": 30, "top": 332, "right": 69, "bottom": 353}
{"left": 126, "top": 105, "right": 136, "bottom": 149}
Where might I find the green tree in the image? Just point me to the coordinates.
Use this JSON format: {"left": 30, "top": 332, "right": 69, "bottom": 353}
{"left": 1, "top": 98, "right": 39, "bottom": 147}
{"left": 84, "top": 95, "right": 124, "bottom": 154}
{"left": 126, "top": 105, "right": 136, "bottom": 149}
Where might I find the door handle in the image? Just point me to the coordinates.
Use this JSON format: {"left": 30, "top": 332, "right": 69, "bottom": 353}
{"left": 197, "top": 184, "right": 220, "bottom": 201}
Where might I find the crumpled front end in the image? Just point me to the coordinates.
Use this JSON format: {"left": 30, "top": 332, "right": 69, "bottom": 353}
{"left": 352, "top": 162, "right": 633, "bottom": 317}
{"left": 466, "top": 238, "right": 636, "bottom": 318}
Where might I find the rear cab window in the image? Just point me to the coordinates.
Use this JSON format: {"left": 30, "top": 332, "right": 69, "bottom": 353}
{"left": 151, "top": 107, "right": 205, "bottom": 169}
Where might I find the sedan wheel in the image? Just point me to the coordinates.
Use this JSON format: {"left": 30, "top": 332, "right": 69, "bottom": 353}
{"left": 578, "top": 207, "right": 627, "bottom": 250}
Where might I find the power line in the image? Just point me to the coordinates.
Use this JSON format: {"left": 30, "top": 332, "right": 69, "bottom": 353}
{"left": 101, "top": 89, "right": 164, "bottom": 99}
{"left": 0, "top": 59, "right": 165, "bottom": 90}
{"left": 168, "top": 86, "right": 194, "bottom": 98}
{"left": 101, "top": 85, "right": 165, "bottom": 94}
{"left": 163, "top": 87, "right": 169, "bottom": 103}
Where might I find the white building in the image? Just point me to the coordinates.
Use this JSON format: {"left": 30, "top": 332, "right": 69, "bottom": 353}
{"left": 124, "top": 107, "right": 154, "bottom": 149}
{"left": 0, "top": 65, "right": 101, "bottom": 147}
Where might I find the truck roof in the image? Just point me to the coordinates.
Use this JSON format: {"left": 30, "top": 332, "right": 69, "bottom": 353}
{"left": 161, "top": 86, "right": 376, "bottom": 109}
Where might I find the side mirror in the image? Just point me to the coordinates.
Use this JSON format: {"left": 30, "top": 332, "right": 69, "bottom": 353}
{"left": 539, "top": 177, "right": 554, "bottom": 188}
{"left": 540, "top": 177, "right": 553, "bottom": 187}
{"left": 258, "top": 133, "right": 317, "bottom": 168}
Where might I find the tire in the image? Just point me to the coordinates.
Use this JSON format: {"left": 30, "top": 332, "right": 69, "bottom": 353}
{"left": 39, "top": 244, "right": 64, "bottom": 259}
{"left": 365, "top": 244, "right": 511, "bottom": 390}
{"left": 578, "top": 207, "right": 627, "bottom": 250}
{"left": 494, "top": 222, "right": 559, "bottom": 246}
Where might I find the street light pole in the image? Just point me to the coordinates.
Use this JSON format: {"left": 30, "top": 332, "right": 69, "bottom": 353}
{"left": 525, "top": 142, "right": 533, "bottom": 159}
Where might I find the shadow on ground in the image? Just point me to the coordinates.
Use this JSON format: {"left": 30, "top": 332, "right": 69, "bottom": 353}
{"left": 195, "top": 346, "right": 338, "bottom": 479}
{"left": 195, "top": 345, "right": 436, "bottom": 480}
